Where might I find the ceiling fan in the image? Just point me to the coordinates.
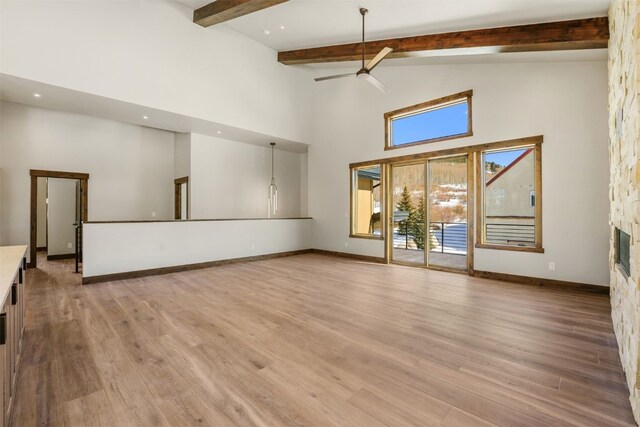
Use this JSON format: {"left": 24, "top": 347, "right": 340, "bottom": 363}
{"left": 315, "top": 8, "right": 393, "bottom": 93}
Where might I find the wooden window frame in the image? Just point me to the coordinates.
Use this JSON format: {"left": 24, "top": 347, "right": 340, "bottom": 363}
{"left": 475, "top": 143, "right": 543, "bottom": 254}
{"left": 349, "top": 135, "right": 543, "bottom": 265}
{"left": 384, "top": 90, "right": 473, "bottom": 151}
{"left": 349, "top": 165, "right": 385, "bottom": 240}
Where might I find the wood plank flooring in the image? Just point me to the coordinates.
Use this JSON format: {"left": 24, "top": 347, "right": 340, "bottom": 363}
{"left": 11, "top": 253, "right": 636, "bottom": 426}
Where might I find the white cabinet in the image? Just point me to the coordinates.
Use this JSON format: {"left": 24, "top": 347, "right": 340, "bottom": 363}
{"left": 0, "top": 248, "right": 27, "bottom": 426}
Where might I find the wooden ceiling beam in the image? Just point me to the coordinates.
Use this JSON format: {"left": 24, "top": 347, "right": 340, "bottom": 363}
{"left": 194, "top": 0, "right": 289, "bottom": 27}
{"left": 278, "top": 17, "right": 609, "bottom": 65}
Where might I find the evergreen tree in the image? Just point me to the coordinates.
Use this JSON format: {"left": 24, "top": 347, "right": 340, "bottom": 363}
{"left": 396, "top": 186, "right": 414, "bottom": 236}
{"left": 486, "top": 161, "right": 501, "bottom": 173}
{"left": 410, "top": 196, "right": 426, "bottom": 249}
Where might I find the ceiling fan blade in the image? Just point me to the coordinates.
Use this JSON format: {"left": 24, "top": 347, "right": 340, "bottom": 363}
{"left": 314, "top": 73, "right": 353, "bottom": 82}
{"left": 364, "top": 47, "right": 393, "bottom": 72}
{"left": 362, "top": 73, "right": 390, "bottom": 93}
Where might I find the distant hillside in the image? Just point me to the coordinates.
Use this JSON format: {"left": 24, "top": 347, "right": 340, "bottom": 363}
{"left": 392, "top": 161, "right": 467, "bottom": 202}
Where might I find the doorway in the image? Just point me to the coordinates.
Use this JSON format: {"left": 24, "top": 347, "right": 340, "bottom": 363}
{"left": 174, "top": 176, "right": 189, "bottom": 220}
{"left": 29, "top": 170, "right": 89, "bottom": 269}
{"left": 389, "top": 155, "right": 470, "bottom": 272}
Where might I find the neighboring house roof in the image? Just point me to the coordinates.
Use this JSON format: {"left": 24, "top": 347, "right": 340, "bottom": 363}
{"left": 486, "top": 148, "right": 533, "bottom": 186}
{"left": 358, "top": 170, "right": 380, "bottom": 181}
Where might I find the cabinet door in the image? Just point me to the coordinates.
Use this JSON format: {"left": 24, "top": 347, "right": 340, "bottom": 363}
{"left": 1, "top": 298, "right": 9, "bottom": 427}
{"left": 7, "top": 287, "right": 14, "bottom": 403}
{"left": 16, "top": 274, "right": 23, "bottom": 353}
{"left": 19, "top": 267, "right": 25, "bottom": 339}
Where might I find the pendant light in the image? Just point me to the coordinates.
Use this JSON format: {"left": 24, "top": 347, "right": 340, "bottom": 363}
{"left": 268, "top": 142, "right": 278, "bottom": 218}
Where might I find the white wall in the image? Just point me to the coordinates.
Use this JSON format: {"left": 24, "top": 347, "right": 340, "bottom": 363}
{"left": 190, "top": 134, "right": 303, "bottom": 219}
{"left": 0, "top": 0, "right": 312, "bottom": 144}
{"left": 174, "top": 133, "right": 191, "bottom": 217}
{"left": 309, "top": 61, "right": 609, "bottom": 286}
{"left": 300, "top": 153, "right": 309, "bottom": 217}
{"left": 83, "top": 219, "right": 312, "bottom": 278}
{"left": 174, "top": 133, "right": 191, "bottom": 179}
{"left": 0, "top": 102, "right": 175, "bottom": 256}
{"left": 36, "top": 177, "right": 47, "bottom": 248}
{"left": 47, "top": 178, "right": 76, "bottom": 256}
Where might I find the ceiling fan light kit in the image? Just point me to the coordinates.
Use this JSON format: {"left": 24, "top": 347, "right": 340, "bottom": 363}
{"left": 315, "top": 7, "right": 393, "bottom": 93}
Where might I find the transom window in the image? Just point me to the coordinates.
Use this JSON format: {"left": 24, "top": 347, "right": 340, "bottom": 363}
{"left": 385, "top": 90, "right": 472, "bottom": 150}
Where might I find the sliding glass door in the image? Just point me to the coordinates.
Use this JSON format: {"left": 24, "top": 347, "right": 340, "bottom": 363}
{"left": 426, "top": 156, "right": 468, "bottom": 271}
{"left": 389, "top": 155, "right": 469, "bottom": 272}
{"left": 391, "top": 163, "right": 426, "bottom": 265}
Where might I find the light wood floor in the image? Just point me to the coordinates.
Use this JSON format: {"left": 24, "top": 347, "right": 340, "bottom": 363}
{"left": 11, "top": 253, "right": 636, "bottom": 426}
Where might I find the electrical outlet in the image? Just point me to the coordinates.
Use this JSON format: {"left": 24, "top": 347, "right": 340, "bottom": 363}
{"left": 549, "top": 262, "right": 556, "bottom": 271}
{"left": 344, "top": 242, "right": 349, "bottom": 248}
{"left": 151, "top": 212, "right": 157, "bottom": 218}
{"left": 251, "top": 244, "right": 256, "bottom": 250}
{"left": 67, "top": 243, "right": 72, "bottom": 249}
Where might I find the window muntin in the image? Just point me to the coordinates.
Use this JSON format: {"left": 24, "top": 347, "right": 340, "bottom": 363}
{"left": 385, "top": 91, "right": 472, "bottom": 149}
{"left": 351, "top": 165, "right": 383, "bottom": 238}
{"left": 480, "top": 145, "right": 541, "bottom": 250}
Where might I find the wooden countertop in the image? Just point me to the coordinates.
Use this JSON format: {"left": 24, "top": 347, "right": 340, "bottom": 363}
{"left": 0, "top": 245, "right": 27, "bottom": 301}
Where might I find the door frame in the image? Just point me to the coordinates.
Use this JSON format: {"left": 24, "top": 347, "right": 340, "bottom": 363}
{"left": 29, "top": 169, "right": 89, "bottom": 269}
{"left": 385, "top": 153, "right": 475, "bottom": 274}
{"left": 174, "top": 176, "right": 189, "bottom": 220}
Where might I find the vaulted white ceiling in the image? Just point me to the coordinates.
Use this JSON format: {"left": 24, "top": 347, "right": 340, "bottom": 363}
{"left": 175, "top": 0, "right": 610, "bottom": 51}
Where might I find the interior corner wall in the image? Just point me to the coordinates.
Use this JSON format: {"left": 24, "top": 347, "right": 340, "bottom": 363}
{"left": 36, "top": 177, "right": 47, "bottom": 248}
{"left": 0, "top": 101, "right": 175, "bottom": 259}
{"left": 608, "top": 0, "right": 640, "bottom": 423}
{"left": 309, "top": 60, "right": 609, "bottom": 286}
{"left": 0, "top": 0, "right": 313, "bottom": 144}
{"left": 189, "top": 134, "right": 302, "bottom": 219}
{"left": 46, "top": 178, "right": 76, "bottom": 256}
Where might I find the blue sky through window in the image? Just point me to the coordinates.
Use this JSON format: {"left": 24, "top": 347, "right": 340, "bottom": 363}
{"left": 392, "top": 102, "right": 468, "bottom": 145}
{"left": 485, "top": 149, "right": 527, "bottom": 168}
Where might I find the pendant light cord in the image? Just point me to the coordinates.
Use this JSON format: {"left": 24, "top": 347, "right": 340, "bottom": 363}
{"left": 270, "top": 142, "right": 276, "bottom": 184}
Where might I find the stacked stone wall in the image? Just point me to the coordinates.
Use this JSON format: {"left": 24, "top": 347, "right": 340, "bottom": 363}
{"left": 609, "top": 0, "right": 640, "bottom": 423}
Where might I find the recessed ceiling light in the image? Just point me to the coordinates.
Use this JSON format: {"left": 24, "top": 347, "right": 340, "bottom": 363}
{"left": 143, "top": 115, "right": 149, "bottom": 119}
{"left": 33, "top": 93, "right": 42, "bottom": 98}
{"left": 280, "top": 25, "right": 285, "bottom": 30}
{"left": 217, "top": 130, "right": 222, "bottom": 134}
{"left": 263, "top": 29, "right": 271, "bottom": 35}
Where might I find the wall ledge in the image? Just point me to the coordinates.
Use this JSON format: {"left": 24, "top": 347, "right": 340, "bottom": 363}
{"left": 84, "top": 217, "right": 312, "bottom": 224}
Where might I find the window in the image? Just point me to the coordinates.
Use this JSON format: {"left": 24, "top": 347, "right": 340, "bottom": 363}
{"left": 385, "top": 90, "right": 472, "bottom": 150}
{"left": 616, "top": 228, "right": 630, "bottom": 276}
{"left": 351, "top": 165, "right": 383, "bottom": 239}
{"left": 478, "top": 143, "right": 542, "bottom": 252}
